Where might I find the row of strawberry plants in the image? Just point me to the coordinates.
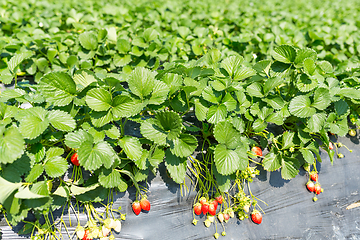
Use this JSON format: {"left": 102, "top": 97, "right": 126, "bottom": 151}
{"left": 2, "top": 0, "right": 360, "bottom": 84}
{"left": 1, "top": 44, "right": 360, "bottom": 239}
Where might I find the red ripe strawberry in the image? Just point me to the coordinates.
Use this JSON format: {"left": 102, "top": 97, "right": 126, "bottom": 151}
{"left": 202, "top": 202, "right": 209, "bottom": 215}
{"left": 194, "top": 203, "right": 202, "bottom": 215}
{"left": 306, "top": 181, "right": 315, "bottom": 192}
{"left": 314, "top": 183, "right": 321, "bottom": 195}
{"left": 140, "top": 198, "right": 151, "bottom": 211}
{"left": 251, "top": 210, "right": 262, "bottom": 224}
{"left": 252, "top": 146, "right": 262, "bottom": 157}
{"left": 199, "top": 197, "right": 207, "bottom": 205}
{"left": 83, "top": 229, "right": 91, "bottom": 240}
{"left": 210, "top": 199, "right": 218, "bottom": 210}
{"left": 132, "top": 201, "right": 141, "bottom": 215}
{"left": 329, "top": 142, "right": 334, "bottom": 150}
{"left": 71, "top": 152, "right": 80, "bottom": 166}
{"left": 208, "top": 203, "right": 216, "bottom": 216}
{"left": 215, "top": 195, "right": 223, "bottom": 205}
{"left": 310, "top": 171, "right": 318, "bottom": 182}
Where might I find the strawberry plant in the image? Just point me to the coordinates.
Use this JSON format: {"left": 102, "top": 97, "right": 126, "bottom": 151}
{"left": 1, "top": 0, "right": 360, "bottom": 239}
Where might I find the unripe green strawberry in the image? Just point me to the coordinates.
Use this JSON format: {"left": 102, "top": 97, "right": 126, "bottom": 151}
{"left": 214, "top": 233, "right": 220, "bottom": 239}
{"left": 349, "top": 129, "right": 356, "bottom": 137}
{"left": 243, "top": 204, "right": 250, "bottom": 213}
{"left": 204, "top": 219, "right": 211, "bottom": 227}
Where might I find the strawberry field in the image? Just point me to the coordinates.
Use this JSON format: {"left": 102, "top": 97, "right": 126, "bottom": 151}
{"left": 1, "top": 0, "right": 360, "bottom": 239}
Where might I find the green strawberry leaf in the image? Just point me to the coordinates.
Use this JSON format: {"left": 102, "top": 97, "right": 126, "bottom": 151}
{"left": 213, "top": 164, "right": 232, "bottom": 192}
{"left": 0, "top": 176, "right": 21, "bottom": 204}
{"left": 19, "top": 107, "right": 50, "bottom": 139}
{"left": 214, "top": 120, "right": 241, "bottom": 149}
{"left": 86, "top": 88, "right": 112, "bottom": 112}
{"left": 299, "top": 149, "right": 314, "bottom": 164}
{"left": 25, "top": 164, "right": 44, "bottom": 183}
{"left": 282, "top": 131, "right": 295, "bottom": 150}
{"left": 127, "top": 67, "right": 156, "bottom": 99}
{"left": 296, "top": 74, "right": 318, "bottom": 92}
{"left": 78, "top": 141, "right": 115, "bottom": 171}
{"left": 8, "top": 51, "right": 33, "bottom": 74}
{"left": 0, "top": 125, "right": 25, "bottom": 164}
{"left": 308, "top": 113, "right": 327, "bottom": 132}
{"left": 312, "top": 88, "right": 331, "bottom": 110}
{"left": 39, "top": 72, "right": 77, "bottom": 106}
{"left": 149, "top": 80, "right": 169, "bottom": 105}
{"left": 44, "top": 156, "right": 68, "bottom": 178}
{"left": 272, "top": 45, "right": 296, "bottom": 63}
{"left": 170, "top": 134, "right": 198, "bottom": 158}
{"left": 65, "top": 129, "right": 93, "bottom": 149}
{"left": 73, "top": 69, "right": 98, "bottom": 89}
{"left": 140, "top": 118, "right": 167, "bottom": 145}
{"left": 194, "top": 98, "right": 209, "bottom": 121}
{"left": 221, "top": 55, "right": 244, "bottom": 78}
{"left": 281, "top": 156, "right": 300, "bottom": 180}
{"left": 207, "top": 104, "right": 227, "bottom": 124}
{"left": 214, "top": 144, "right": 242, "bottom": 175}
{"left": 289, "top": 95, "right": 316, "bottom": 118}
{"left": 79, "top": 32, "right": 98, "bottom": 51}
{"left": 164, "top": 149, "right": 187, "bottom": 184}
{"left": 119, "top": 136, "right": 143, "bottom": 161}
{"left": 294, "top": 48, "right": 317, "bottom": 66}
{"left": 47, "top": 110, "right": 76, "bottom": 132}
{"left": 263, "top": 152, "right": 282, "bottom": 171}
{"left": 156, "top": 111, "right": 182, "bottom": 140}
{"left": 99, "top": 169, "right": 122, "bottom": 189}
{"left": 337, "top": 88, "right": 360, "bottom": 99}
